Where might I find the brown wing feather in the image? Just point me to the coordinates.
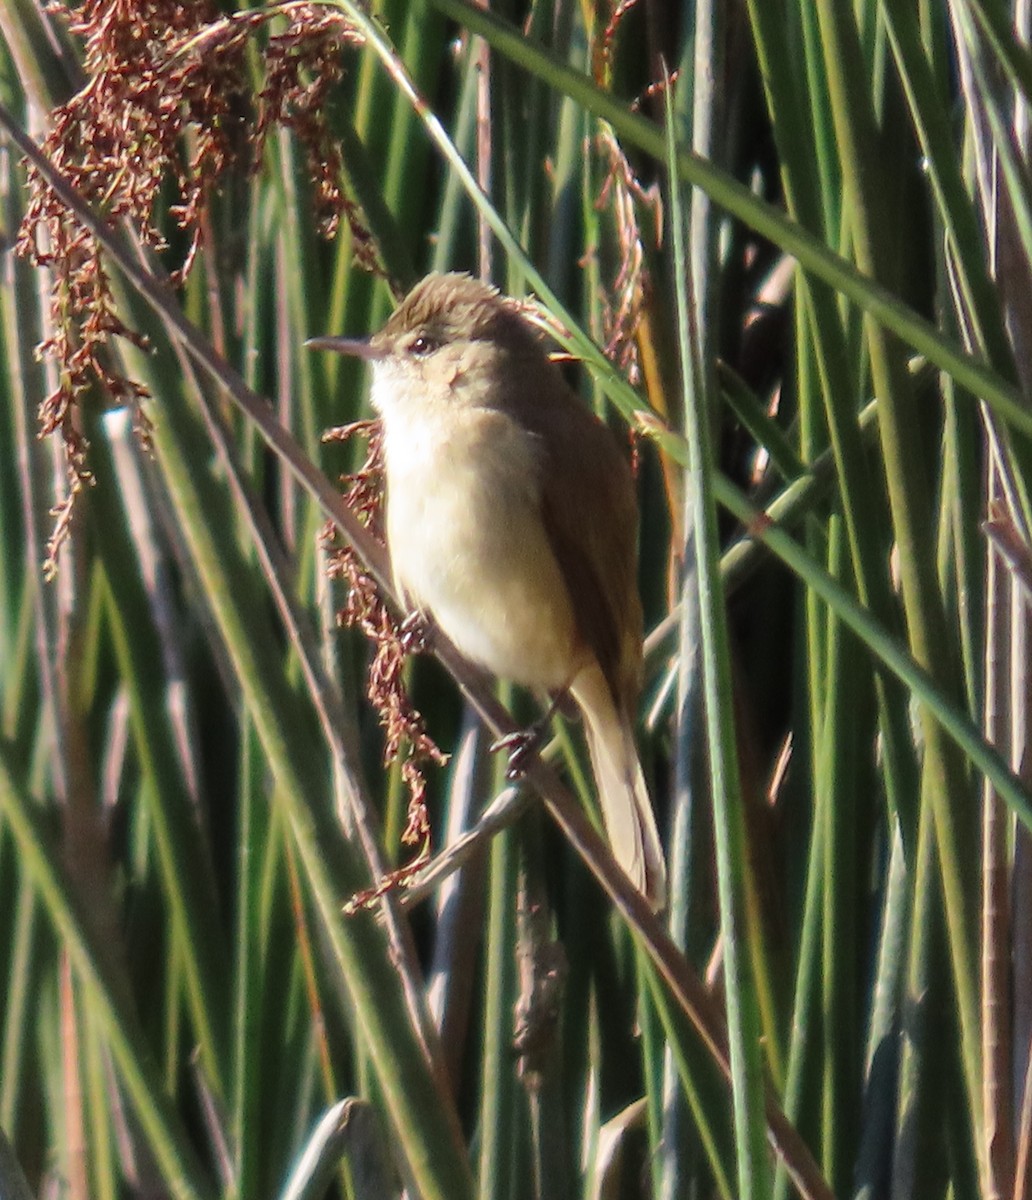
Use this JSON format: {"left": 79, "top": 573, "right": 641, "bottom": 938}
{"left": 508, "top": 361, "right": 642, "bottom": 708}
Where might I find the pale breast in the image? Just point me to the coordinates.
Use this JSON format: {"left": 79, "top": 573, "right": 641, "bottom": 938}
{"left": 382, "top": 407, "right": 583, "bottom": 690}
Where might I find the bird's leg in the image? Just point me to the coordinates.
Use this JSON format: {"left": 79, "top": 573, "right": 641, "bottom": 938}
{"left": 398, "top": 610, "right": 433, "bottom": 655}
{"left": 491, "top": 690, "right": 569, "bottom": 781}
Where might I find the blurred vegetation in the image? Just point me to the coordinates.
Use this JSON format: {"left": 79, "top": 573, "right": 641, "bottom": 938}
{"left": 2, "top": 1, "right": 1032, "bottom": 1198}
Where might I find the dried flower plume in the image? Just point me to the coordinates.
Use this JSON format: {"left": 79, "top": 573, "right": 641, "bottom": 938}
{"left": 17, "top": 0, "right": 368, "bottom": 574}
{"left": 321, "top": 421, "right": 448, "bottom": 909}
{"left": 592, "top": 126, "right": 663, "bottom": 387}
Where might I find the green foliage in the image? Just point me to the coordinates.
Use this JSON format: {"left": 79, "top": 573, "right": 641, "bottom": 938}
{"left": 1, "top": 2, "right": 1032, "bottom": 1198}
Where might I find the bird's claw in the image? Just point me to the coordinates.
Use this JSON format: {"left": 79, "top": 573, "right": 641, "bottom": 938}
{"left": 491, "top": 725, "right": 544, "bottom": 781}
{"left": 398, "top": 611, "right": 431, "bottom": 655}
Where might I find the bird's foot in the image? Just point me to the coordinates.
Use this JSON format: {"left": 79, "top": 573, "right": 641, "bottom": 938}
{"left": 398, "top": 611, "right": 432, "bottom": 655}
{"left": 491, "top": 723, "right": 546, "bottom": 781}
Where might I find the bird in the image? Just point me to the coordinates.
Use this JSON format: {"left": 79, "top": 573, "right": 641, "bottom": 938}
{"left": 308, "top": 272, "right": 666, "bottom": 909}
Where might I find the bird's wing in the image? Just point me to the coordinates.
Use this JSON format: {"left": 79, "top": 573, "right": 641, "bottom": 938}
{"left": 524, "top": 384, "right": 643, "bottom": 706}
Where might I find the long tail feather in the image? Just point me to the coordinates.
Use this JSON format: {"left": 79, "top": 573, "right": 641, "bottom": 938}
{"left": 571, "top": 664, "right": 666, "bottom": 910}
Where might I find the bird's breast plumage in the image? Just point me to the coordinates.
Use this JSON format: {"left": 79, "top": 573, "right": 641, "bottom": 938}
{"left": 381, "top": 403, "right": 585, "bottom": 691}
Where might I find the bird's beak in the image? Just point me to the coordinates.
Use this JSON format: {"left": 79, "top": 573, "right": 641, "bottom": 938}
{"left": 304, "top": 335, "right": 384, "bottom": 360}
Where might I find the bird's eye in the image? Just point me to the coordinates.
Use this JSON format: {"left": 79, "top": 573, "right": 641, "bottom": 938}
{"left": 409, "top": 333, "right": 437, "bottom": 356}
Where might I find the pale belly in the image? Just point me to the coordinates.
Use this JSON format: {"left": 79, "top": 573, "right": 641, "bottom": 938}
{"left": 384, "top": 413, "right": 582, "bottom": 691}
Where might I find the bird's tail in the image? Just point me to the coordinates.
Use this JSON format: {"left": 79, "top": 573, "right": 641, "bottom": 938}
{"left": 571, "top": 663, "right": 666, "bottom": 911}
